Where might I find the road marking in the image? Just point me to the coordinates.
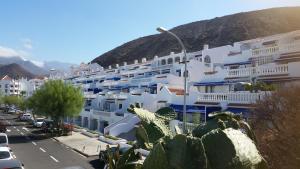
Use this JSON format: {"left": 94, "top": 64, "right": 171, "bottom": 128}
{"left": 20, "top": 132, "right": 24, "bottom": 135}
{"left": 13, "top": 126, "right": 16, "bottom": 129}
{"left": 32, "top": 141, "right": 37, "bottom": 146}
{"left": 50, "top": 155, "right": 59, "bottom": 163}
{"left": 39, "top": 147, "right": 46, "bottom": 153}
{"left": 16, "top": 129, "right": 20, "bottom": 132}
{"left": 22, "top": 127, "right": 29, "bottom": 132}
{"left": 7, "top": 129, "right": 11, "bottom": 132}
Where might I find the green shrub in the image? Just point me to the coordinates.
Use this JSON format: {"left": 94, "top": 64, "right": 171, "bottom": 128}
{"left": 104, "top": 135, "right": 120, "bottom": 140}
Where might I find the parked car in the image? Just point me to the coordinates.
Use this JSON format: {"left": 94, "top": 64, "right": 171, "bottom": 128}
{"left": 41, "top": 120, "right": 54, "bottom": 133}
{"left": 0, "top": 147, "right": 13, "bottom": 160}
{"left": 33, "top": 118, "right": 45, "bottom": 128}
{"left": 99, "top": 146, "right": 131, "bottom": 163}
{"left": 8, "top": 108, "right": 16, "bottom": 114}
{"left": 0, "top": 159, "right": 24, "bottom": 169}
{"left": 20, "top": 113, "right": 33, "bottom": 121}
{"left": 0, "top": 133, "right": 8, "bottom": 147}
{"left": 0, "top": 121, "right": 7, "bottom": 133}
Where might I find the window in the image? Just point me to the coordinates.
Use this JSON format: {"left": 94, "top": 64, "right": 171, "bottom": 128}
{"left": 204, "top": 55, "right": 211, "bottom": 63}
{"left": 161, "top": 69, "right": 170, "bottom": 74}
{"left": 204, "top": 55, "right": 211, "bottom": 67}
{"left": 0, "top": 151, "right": 10, "bottom": 159}
{"left": 167, "top": 58, "right": 173, "bottom": 64}
{"left": 176, "top": 69, "right": 181, "bottom": 77}
{"left": 0, "top": 136, "right": 7, "bottom": 144}
{"left": 161, "top": 59, "right": 166, "bottom": 65}
{"left": 175, "top": 57, "right": 180, "bottom": 63}
{"left": 119, "top": 104, "right": 122, "bottom": 109}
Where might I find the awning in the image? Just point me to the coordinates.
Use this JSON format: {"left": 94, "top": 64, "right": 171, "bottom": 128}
{"left": 224, "top": 60, "right": 251, "bottom": 66}
{"left": 193, "top": 81, "right": 227, "bottom": 86}
{"left": 169, "top": 104, "right": 206, "bottom": 113}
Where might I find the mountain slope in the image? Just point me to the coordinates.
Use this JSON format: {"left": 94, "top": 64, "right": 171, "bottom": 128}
{"left": 0, "top": 56, "right": 48, "bottom": 75}
{"left": 0, "top": 63, "right": 36, "bottom": 79}
{"left": 92, "top": 7, "right": 300, "bottom": 68}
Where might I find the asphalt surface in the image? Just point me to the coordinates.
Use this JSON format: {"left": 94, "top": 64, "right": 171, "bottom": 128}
{"left": 0, "top": 112, "right": 104, "bottom": 169}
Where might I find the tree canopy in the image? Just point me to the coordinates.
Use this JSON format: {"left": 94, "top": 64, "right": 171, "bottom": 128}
{"left": 3, "top": 95, "right": 23, "bottom": 107}
{"left": 28, "top": 80, "right": 84, "bottom": 124}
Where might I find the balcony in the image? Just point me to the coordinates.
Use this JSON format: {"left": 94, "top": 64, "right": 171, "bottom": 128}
{"left": 252, "top": 46, "right": 279, "bottom": 57}
{"left": 93, "top": 110, "right": 112, "bottom": 117}
{"left": 83, "top": 92, "right": 97, "bottom": 99}
{"left": 279, "top": 42, "right": 300, "bottom": 54}
{"left": 227, "top": 64, "right": 288, "bottom": 78}
{"left": 197, "top": 92, "right": 265, "bottom": 104}
{"left": 252, "top": 42, "right": 300, "bottom": 57}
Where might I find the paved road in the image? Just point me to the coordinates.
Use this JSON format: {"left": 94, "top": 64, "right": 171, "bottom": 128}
{"left": 1, "top": 113, "right": 104, "bottom": 169}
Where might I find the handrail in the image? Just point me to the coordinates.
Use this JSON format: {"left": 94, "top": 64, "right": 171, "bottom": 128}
{"left": 103, "top": 115, "right": 133, "bottom": 134}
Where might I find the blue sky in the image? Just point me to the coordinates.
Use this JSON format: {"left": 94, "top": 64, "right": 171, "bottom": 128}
{"left": 0, "top": 0, "right": 300, "bottom": 65}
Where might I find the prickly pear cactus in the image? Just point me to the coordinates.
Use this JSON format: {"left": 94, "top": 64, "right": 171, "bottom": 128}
{"left": 126, "top": 107, "right": 268, "bottom": 169}
{"left": 164, "top": 134, "right": 209, "bottom": 169}
{"left": 201, "top": 128, "right": 267, "bottom": 169}
{"left": 135, "top": 125, "right": 152, "bottom": 150}
{"left": 128, "top": 104, "right": 173, "bottom": 144}
{"left": 142, "top": 135, "right": 209, "bottom": 169}
{"left": 192, "top": 112, "right": 256, "bottom": 141}
{"left": 142, "top": 142, "right": 169, "bottom": 169}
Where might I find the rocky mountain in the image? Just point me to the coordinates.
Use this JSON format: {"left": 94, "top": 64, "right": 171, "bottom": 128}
{"left": 0, "top": 63, "right": 36, "bottom": 79}
{"left": 0, "top": 56, "right": 48, "bottom": 75}
{"left": 92, "top": 7, "right": 300, "bottom": 68}
{"left": 0, "top": 56, "right": 76, "bottom": 76}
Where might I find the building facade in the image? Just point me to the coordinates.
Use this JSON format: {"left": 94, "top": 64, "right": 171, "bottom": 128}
{"left": 51, "top": 30, "right": 300, "bottom": 136}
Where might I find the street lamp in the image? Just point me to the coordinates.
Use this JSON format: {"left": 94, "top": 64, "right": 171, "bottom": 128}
{"left": 156, "top": 27, "right": 188, "bottom": 133}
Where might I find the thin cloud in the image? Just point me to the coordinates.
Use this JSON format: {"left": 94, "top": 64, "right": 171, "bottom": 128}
{"left": 0, "top": 46, "right": 20, "bottom": 57}
{"left": 0, "top": 45, "right": 44, "bottom": 67}
{"left": 21, "top": 38, "right": 33, "bottom": 50}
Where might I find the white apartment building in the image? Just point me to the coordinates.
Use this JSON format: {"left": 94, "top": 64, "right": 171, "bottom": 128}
{"left": 0, "top": 75, "right": 22, "bottom": 96}
{"left": 53, "top": 30, "right": 300, "bottom": 136}
{"left": 0, "top": 75, "right": 45, "bottom": 97}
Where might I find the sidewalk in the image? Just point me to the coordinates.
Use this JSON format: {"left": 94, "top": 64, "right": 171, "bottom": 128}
{"left": 54, "top": 131, "right": 110, "bottom": 157}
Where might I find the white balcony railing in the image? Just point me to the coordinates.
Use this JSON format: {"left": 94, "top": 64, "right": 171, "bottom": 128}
{"left": 83, "top": 92, "right": 97, "bottom": 98}
{"left": 279, "top": 42, "right": 300, "bottom": 54}
{"left": 227, "top": 67, "right": 255, "bottom": 78}
{"left": 251, "top": 42, "right": 300, "bottom": 57}
{"left": 197, "top": 92, "right": 265, "bottom": 104}
{"left": 257, "top": 64, "right": 288, "bottom": 76}
{"left": 93, "top": 110, "right": 112, "bottom": 117}
{"left": 227, "top": 64, "right": 288, "bottom": 78}
{"left": 252, "top": 46, "right": 279, "bottom": 57}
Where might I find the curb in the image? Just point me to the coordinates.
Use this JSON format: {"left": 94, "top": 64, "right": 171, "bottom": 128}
{"left": 52, "top": 137, "right": 97, "bottom": 158}
{"left": 72, "top": 148, "right": 93, "bottom": 157}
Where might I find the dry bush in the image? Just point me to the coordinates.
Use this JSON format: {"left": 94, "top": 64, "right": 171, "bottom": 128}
{"left": 251, "top": 85, "right": 300, "bottom": 169}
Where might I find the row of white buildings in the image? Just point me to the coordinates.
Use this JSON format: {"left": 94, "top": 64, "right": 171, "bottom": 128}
{"left": 0, "top": 75, "right": 44, "bottom": 97}
{"left": 16, "top": 29, "right": 300, "bottom": 137}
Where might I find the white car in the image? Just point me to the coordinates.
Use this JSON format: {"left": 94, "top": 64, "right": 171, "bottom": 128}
{"left": 33, "top": 118, "right": 44, "bottom": 128}
{"left": 0, "top": 133, "right": 8, "bottom": 147}
{"left": 20, "top": 113, "right": 32, "bottom": 121}
{"left": 8, "top": 108, "right": 16, "bottom": 114}
{"left": 0, "top": 147, "right": 13, "bottom": 160}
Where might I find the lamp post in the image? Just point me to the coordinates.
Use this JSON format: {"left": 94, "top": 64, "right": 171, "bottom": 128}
{"left": 157, "top": 27, "right": 188, "bottom": 133}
